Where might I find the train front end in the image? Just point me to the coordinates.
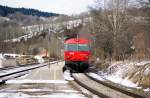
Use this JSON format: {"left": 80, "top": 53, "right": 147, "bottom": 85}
{"left": 64, "top": 38, "right": 90, "bottom": 72}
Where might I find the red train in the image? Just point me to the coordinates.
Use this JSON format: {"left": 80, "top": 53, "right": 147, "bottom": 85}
{"left": 63, "top": 38, "right": 91, "bottom": 72}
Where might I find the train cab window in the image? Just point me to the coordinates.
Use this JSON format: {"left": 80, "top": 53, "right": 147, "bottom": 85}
{"left": 65, "top": 44, "right": 89, "bottom": 51}
{"left": 78, "top": 44, "right": 89, "bottom": 51}
{"left": 65, "top": 44, "right": 78, "bottom": 51}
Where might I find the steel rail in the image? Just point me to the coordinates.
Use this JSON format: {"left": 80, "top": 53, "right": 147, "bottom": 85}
{"left": 72, "top": 73, "right": 109, "bottom": 98}
{"left": 85, "top": 73, "right": 150, "bottom": 98}
{"left": 72, "top": 73, "right": 150, "bottom": 98}
{"left": 0, "top": 66, "right": 22, "bottom": 71}
{"left": 0, "top": 60, "right": 62, "bottom": 83}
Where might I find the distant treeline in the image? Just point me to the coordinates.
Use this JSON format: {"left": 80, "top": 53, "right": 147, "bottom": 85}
{"left": 0, "top": 5, "right": 59, "bottom": 17}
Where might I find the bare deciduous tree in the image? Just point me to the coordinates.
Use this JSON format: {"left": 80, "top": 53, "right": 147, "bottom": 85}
{"left": 90, "top": 0, "right": 129, "bottom": 60}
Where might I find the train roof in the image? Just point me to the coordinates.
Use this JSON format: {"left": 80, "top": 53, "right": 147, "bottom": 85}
{"left": 65, "top": 38, "right": 90, "bottom": 44}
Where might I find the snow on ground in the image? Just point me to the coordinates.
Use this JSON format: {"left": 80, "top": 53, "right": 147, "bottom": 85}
{"left": 144, "top": 88, "right": 150, "bottom": 92}
{"left": 0, "top": 89, "right": 80, "bottom": 93}
{"left": 3, "top": 89, "right": 54, "bottom": 92}
{"left": 91, "top": 60, "right": 150, "bottom": 92}
{"left": 6, "top": 80, "right": 68, "bottom": 84}
{"left": 34, "top": 55, "right": 44, "bottom": 63}
{"left": 0, "top": 54, "right": 5, "bottom": 59}
{"left": 106, "top": 75, "right": 139, "bottom": 88}
{"left": 88, "top": 73, "right": 105, "bottom": 81}
{"left": 63, "top": 70, "right": 74, "bottom": 81}
{"left": 110, "top": 60, "right": 150, "bottom": 67}
{"left": 136, "top": 61, "right": 150, "bottom": 66}
{"left": 89, "top": 72, "right": 139, "bottom": 88}
{"left": 0, "top": 92, "right": 87, "bottom": 98}
{"left": 16, "top": 73, "right": 29, "bottom": 79}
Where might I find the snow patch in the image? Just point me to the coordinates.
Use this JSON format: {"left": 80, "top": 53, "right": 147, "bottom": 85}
{"left": 144, "top": 88, "right": 150, "bottom": 92}
{"left": 106, "top": 75, "right": 138, "bottom": 88}
{"left": 34, "top": 55, "right": 44, "bottom": 63}
{"left": 103, "top": 60, "right": 150, "bottom": 91}
{"left": 144, "top": 67, "right": 150, "bottom": 76}
{"left": 63, "top": 70, "right": 74, "bottom": 81}
{"left": 89, "top": 72, "right": 138, "bottom": 88}
{"left": 88, "top": 73, "right": 105, "bottom": 81}
{"left": 6, "top": 80, "right": 68, "bottom": 84}
{"left": 0, "top": 54, "right": 5, "bottom": 59}
{"left": 17, "top": 74, "right": 29, "bottom": 79}
{"left": 136, "top": 61, "right": 150, "bottom": 66}
{"left": 0, "top": 93, "right": 86, "bottom": 98}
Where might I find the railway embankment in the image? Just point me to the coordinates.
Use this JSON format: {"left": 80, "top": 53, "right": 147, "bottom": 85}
{"left": 98, "top": 60, "right": 150, "bottom": 93}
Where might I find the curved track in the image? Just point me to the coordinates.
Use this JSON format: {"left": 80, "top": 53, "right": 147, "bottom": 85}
{"left": 86, "top": 73, "right": 150, "bottom": 98}
{"left": 72, "top": 73, "right": 149, "bottom": 98}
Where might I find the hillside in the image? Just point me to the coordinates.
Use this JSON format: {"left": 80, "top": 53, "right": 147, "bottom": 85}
{"left": 0, "top": 5, "right": 59, "bottom": 17}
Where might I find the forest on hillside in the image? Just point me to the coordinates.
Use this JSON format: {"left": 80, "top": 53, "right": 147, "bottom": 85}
{"left": 0, "top": 5, "right": 59, "bottom": 17}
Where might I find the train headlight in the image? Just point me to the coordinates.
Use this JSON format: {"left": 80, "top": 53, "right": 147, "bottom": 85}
{"left": 66, "top": 56, "right": 70, "bottom": 59}
{"left": 69, "top": 52, "right": 74, "bottom": 55}
{"left": 85, "top": 55, "right": 89, "bottom": 59}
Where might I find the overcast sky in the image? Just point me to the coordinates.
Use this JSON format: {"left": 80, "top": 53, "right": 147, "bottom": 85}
{"left": 0, "top": 0, "right": 95, "bottom": 15}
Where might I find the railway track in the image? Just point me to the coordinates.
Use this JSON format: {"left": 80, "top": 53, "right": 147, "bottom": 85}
{"left": 0, "top": 61, "right": 61, "bottom": 83}
{"left": 1, "top": 61, "right": 149, "bottom": 98}
{"left": 86, "top": 73, "right": 150, "bottom": 98}
{"left": 0, "top": 66, "right": 22, "bottom": 71}
{"left": 0, "top": 61, "right": 88, "bottom": 98}
{"left": 72, "top": 73, "right": 149, "bottom": 98}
